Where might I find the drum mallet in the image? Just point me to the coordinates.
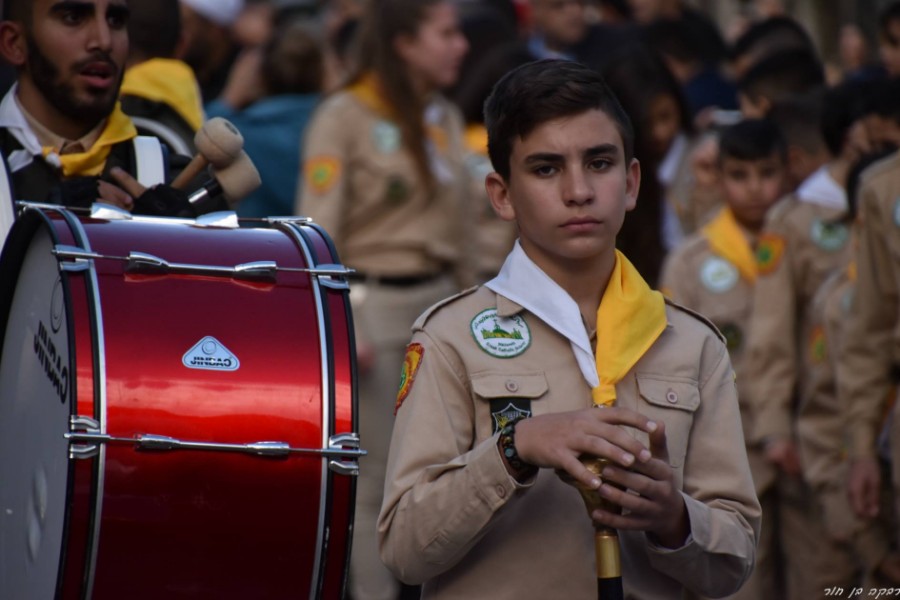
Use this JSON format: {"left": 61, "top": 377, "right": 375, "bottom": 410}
{"left": 171, "top": 117, "right": 245, "bottom": 190}
{"left": 188, "top": 150, "right": 262, "bottom": 210}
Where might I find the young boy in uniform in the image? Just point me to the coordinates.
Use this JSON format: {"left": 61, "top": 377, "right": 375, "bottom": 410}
{"left": 377, "top": 59, "right": 760, "bottom": 599}
{"left": 660, "top": 118, "right": 787, "bottom": 599}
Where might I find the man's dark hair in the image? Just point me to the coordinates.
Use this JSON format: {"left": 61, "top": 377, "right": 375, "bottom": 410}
{"left": 262, "top": 20, "right": 323, "bottom": 95}
{"left": 737, "top": 48, "right": 825, "bottom": 107}
{"left": 127, "top": 0, "right": 181, "bottom": 60}
{"left": 718, "top": 119, "right": 786, "bottom": 164}
{"left": 484, "top": 59, "right": 634, "bottom": 180}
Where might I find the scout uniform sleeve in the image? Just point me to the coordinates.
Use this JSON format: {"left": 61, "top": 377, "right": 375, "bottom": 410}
{"left": 742, "top": 218, "right": 797, "bottom": 443}
{"left": 641, "top": 335, "right": 760, "bottom": 597}
{"left": 659, "top": 245, "right": 696, "bottom": 306}
{"left": 295, "top": 98, "right": 349, "bottom": 244}
{"left": 840, "top": 182, "right": 898, "bottom": 459}
{"left": 377, "top": 330, "right": 529, "bottom": 584}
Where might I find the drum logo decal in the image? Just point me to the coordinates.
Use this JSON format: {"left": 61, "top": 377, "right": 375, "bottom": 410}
{"left": 34, "top": 320, "right": 68, "bottom": 403}
{"left": 182, "top": 336, "right": 240, "bottom": 371}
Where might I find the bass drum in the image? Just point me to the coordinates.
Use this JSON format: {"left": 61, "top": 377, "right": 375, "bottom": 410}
{"left": 0, "top": 204, "right": 362, "bottom": 599}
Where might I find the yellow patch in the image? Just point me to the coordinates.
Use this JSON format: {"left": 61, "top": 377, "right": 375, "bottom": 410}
{"left": 756, "top": 233, "right": 785, "bottom": 276}
{"left": 395, "top": 343, "right": 425, "bottom": 414}
{"left": 305, "top": 156, "right": 341, "bottom": 195}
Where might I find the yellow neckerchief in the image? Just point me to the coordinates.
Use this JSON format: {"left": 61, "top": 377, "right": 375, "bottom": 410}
{"left": 42, "top": 103, "right": 137, "bottom": 177}
{"left": 120, "top": 58, "right": 204, "bottom": 131}
{"left": 593, "top": 250, "right": 668, "bottom": 406}
{"left": 847, "top": 261, "right": 857, "bottom": 283}
{"left": 464, "top": 123, "right": 488, "bottom": 156}
{"left": 348, "top": 72, "right": 448, "bottom": 154}
{"left": 701, "top": 206, "right": 758, "bottom": 283}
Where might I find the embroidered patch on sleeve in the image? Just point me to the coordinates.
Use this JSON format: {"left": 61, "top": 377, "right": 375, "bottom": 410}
{"left": 395, "top": 343, "right": 425, "bottom": 414}
{"left": 756, "top": 233, "right": 785, "bottom": 275}
{"left": 808, "top": 325, "right": 827, "bottom": 365}
{"left": 305, "top": 156, "right": 341, "bottom": 195}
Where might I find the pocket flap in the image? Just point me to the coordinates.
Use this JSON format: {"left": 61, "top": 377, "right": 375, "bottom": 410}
{"left": 471, "top": 372, "right": 549, "bottom": 400}
{"left": 637, "top": 375, "right": 700, "bottom": 412}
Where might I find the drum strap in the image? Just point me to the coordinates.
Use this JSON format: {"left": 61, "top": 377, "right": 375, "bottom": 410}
{"left": 0, "top": 153, "right": 13, "bottom": 246}
{"left": 0, "top": 129, "right": 168, "bottom": 203}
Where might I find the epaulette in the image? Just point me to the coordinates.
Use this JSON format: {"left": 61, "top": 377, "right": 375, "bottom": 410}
{"left": 664, "top": 297, "right": 727, "bottom": 345}
{"left": 764, "top": 193, "right": 799, "bottom": 223}
{"left": 412, "top": 285, "right": 480, "bottom": 330}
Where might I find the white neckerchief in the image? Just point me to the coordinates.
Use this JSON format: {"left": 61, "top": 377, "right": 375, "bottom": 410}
{"left": 485, "top": 241, "right": 598, "bottom": 388}
{"left": 796, "top": 165, "right": 847, "bottom": 211}
{"left": 0, "top": 84, "right": 44, "bottom": 173}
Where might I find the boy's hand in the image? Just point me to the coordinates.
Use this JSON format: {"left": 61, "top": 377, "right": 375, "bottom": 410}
{"left": 763, "top": 437, "right": 802, "bottom": 477}
{"left": 513, "top": 406, "right": 657, "bottom": 489}
{"left": 592, "top": 421, "right": 690, "bottom": 548}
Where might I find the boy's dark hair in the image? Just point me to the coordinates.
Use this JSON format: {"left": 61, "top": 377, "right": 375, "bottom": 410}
{"left": 718, "top": 119, "right": 787, "bottom": 164}
{"left": 820, "top": 81, "right": 869, "bottom": 157}
{"left": 737, "top": 48, "right": 825, "bottom": 107}
{"left": 867, "top": 77, "right": 900, "bottom": 123}
{"left": 768, "top": 91, "right": 826, "bottom": 155}
{"left": 729, "top": 16, "right": 815, "bottom": 64}
{"left": 484, "top": 59, "right": 634, "bottom": 180}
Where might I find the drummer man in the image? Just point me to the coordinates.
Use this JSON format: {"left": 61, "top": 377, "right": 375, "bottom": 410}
{"left": 377, "top": 59, "right": 760, "bottom": 599}
{"left": 0, "top": 0, "right": 198, "bottom": 241}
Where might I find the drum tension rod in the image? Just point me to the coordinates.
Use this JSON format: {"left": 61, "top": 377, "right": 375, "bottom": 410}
{"left": 66, "top": 416, "right": 366, "bottom": 470}
{"left": 52, "top": 245, "right": 355, "bottom": 284}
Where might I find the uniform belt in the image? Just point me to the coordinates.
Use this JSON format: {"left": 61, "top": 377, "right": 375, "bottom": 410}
{"left": 348, "top": 271, "right": 444, "bottom": 287}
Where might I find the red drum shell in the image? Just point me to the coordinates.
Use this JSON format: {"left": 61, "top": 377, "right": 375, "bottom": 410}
{"left": 0, "top": 207, "right": 357, "bottom": 599}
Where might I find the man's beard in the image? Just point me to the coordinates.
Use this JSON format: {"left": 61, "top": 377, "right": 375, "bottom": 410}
{"left": 25, "top": 32, "right": 123, "bottom": 129}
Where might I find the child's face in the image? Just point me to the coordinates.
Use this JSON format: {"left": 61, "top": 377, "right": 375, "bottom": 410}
{"left": 879, "top": 18, "right": 900, "bottom": 77}
{"left": 645, "top": 93, "right": 681, "bottom": 159}
{"left": 486, "top": 109, "right": 640, "bottom": 275}
{"left": 718, "top": 154, "right": 786, "bottom": 230}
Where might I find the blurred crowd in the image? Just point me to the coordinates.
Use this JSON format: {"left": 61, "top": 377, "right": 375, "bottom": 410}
{"left": 4, "top": 0, "right": 900, "bottom": 598}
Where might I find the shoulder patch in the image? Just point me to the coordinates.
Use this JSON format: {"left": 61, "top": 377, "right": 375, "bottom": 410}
{"left": 305, "top": 155, "right": 341, "bottom": 195}
{"left": 395, "top": 343, "right": 425, "bottom": 414}
{"left": 664, "top": 297, "right": 727, "bottom": 345}
{"left": 412, "top": 285, "right": 480, "bottom": 330}
{"left": 756, "top": 233, "right": 785, "bottom": 275}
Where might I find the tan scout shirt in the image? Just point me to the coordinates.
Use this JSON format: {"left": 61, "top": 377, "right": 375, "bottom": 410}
{"left": 661, "top": 233, "right": 776, "bottom": 495}
{"left": 297, "top": 91, "right": 469, "bottom": 277}
{"left": 840, "top": 151, "right": 900, "bottom": 459}
{"left": 743, "top": 196, "right": 851, "bottom": 444}
{"left": 378, "top": 287, "right": 760, "bottom": 600}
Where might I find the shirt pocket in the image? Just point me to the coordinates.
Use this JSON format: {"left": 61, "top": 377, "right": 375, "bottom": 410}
{"left": 470, "top": 372, "right": 548, "bottom": 439}
{"left": 635, "top": 375, "right": 700, "bottom": 468}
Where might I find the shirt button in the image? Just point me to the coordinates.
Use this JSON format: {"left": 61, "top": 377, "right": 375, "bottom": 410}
{"left": 505, "top": 380, "right": 519, "bottom": 393}
{"left": 666, "top": 389, "right": 678, "bottom": 404}
{"left": 496, "top": 485, "right": 507, "bottom": 498}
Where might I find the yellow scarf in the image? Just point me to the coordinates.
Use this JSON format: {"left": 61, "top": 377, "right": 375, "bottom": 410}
{"left": 44, "top": 103, "right": 137, "bottom": 177}
{"left": 701, "top": 207, "right": 758, "bottom": 283}
{"left": 120, "top": 58, "right": 204, "bottom": 131}
{"left": 348, "top": 73, "right": 448, "bottom": 152}
{"left": 593, "top": 250, "right": 668, "bottom": 406}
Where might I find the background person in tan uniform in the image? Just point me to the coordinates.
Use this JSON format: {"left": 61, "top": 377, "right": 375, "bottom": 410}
{"left": 295, "top": 1, "right": 469, "bottom": 598}
{"left": 661, "top": 118, "right": 787, "bottom": 600}
{"left": 378, "top": 59, "right": 759, "bottom": 600}
{"left": 741, "top": 83, "right": 870, "bottom": 599}
{"left": 841, "top": 147, "right": 900, "bottom": 552}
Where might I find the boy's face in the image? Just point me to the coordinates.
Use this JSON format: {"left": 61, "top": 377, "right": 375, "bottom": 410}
{"left": 718, "top": 154, "right": 786, "bottom": 230}
{"left": 486, "top": 109, "right": 640, "bottom": 276}
{"left": 879, "top": 17, "right": 900, "bottom": 77}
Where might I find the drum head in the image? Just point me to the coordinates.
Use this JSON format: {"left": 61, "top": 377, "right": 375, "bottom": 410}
{"left": 0, "top": 224, "right": 72, "bottom": 596}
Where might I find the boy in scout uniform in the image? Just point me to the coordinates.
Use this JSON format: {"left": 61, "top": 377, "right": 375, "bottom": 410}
{"left": 378, "top": 59, "right": 760, "bottom": 600}
{"left": 660, "top": 118, "right": 788, "bottom": 600}
{"left": 741, "top": 83, "right": 864, "bottom": 598}
{"left": 840, "top": 147, "right": 900, "bottom": 558}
